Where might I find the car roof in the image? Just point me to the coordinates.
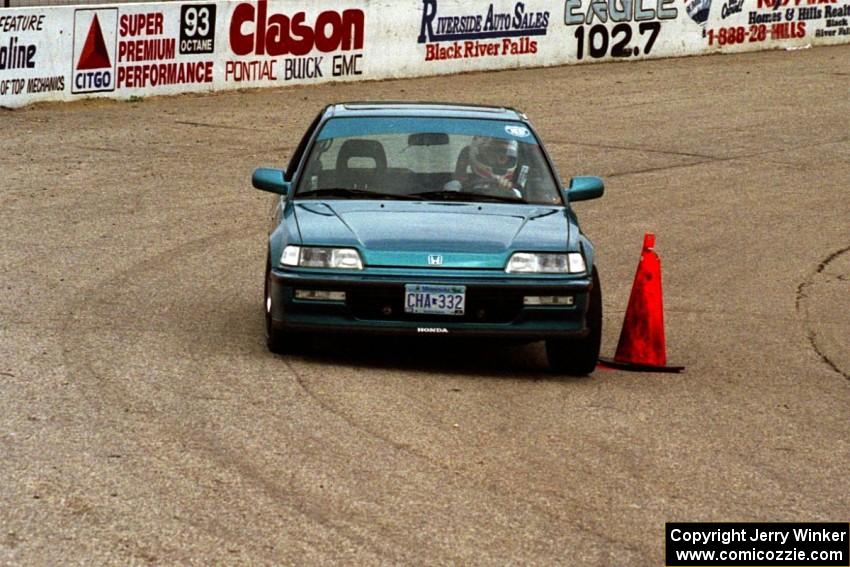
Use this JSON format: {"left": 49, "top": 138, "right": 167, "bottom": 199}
{"left": 327, "top": 102, "right": 527, "bottom": 121}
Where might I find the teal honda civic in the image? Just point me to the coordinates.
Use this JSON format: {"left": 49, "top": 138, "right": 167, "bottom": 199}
{"left": 253, "top": 102, "right": 604, "bottom": 375}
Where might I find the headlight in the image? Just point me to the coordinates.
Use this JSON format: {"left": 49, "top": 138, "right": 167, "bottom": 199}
{"left": 281, "top": 245, "right": 363, "bottom": 270}
{"left": 505, "top": 252, "right": 586, "bottom": 274}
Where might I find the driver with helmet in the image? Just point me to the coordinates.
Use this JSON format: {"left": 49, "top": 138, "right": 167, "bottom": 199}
{"left": 449, "top": 136, "right": 523, "bottom": 198}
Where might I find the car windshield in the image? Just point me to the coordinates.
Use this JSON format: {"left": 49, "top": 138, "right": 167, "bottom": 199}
{"left": 295, "top": 117, "right": 563, "bottom": 205}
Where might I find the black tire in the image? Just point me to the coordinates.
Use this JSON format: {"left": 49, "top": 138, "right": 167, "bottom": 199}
{"left": 264, "top": 258, "right": 301, "bottom": 354}
{"left": 546, "top": 267, "right": 602, "bottom": 376}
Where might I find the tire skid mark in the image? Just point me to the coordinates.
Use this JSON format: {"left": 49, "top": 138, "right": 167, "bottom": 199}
{"left": 795, "top": 245, "right": 850, "bottom": 381}
{"left": 285, "top": 358, "right": 425, "bottom": 457}
{"left": 56, "top": 227, "right": 408, "bottom": 562}
{"left": 284, "top": 356, "right": 646, "bottom": 559}
{"left": 65, "top": 347, "right": 404, "bottom": 564}
{"left": 4, "top": 204, "right": 662, "bottom": 561}
{"left": 55, "top": 230, "right": 429, "bottom": 558}
{"left": 60, "top": 228, "right": 386, "bottom": 560}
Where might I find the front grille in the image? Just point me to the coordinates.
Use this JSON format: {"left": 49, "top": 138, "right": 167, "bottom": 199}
{"left": 347, "top": 285, "right": 524, "bottom": 323}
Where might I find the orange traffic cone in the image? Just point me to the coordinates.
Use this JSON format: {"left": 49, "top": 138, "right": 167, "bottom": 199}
{"left": 599, "top": 233, "right": 684, "bottom": 373}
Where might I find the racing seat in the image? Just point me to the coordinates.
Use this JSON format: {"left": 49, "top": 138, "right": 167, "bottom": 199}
{"left": 335, "top": 139, "right": 387, "bottom": 190}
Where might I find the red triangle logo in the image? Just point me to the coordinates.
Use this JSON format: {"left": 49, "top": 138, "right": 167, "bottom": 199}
{"left": 76, "top": 14, "right": 111, "bottom": 70}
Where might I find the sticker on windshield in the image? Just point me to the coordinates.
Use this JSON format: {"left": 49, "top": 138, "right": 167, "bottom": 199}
{"left": 505, "top": 125, "right": 530, "bottom": 138}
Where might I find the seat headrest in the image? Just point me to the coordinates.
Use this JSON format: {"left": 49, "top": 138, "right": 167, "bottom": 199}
{"left": 336, "top": 139, "right": 387, "bottom": 171}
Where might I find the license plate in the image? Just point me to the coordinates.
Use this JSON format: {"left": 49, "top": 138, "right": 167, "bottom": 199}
{"left": 404, "top": 284, "right": 466, "bottom": 316}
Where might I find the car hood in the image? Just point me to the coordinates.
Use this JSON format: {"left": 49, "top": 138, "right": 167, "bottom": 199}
{"left": 293, "top": 200, "right": 571, "bottom": 268}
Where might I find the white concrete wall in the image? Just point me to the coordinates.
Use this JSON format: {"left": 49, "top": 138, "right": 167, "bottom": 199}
{"left": 2, "top": 0, "right": 848, "bottom": 107}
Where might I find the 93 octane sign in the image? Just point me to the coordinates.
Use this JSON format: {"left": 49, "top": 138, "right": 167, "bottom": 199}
{"left": 564, "top": 0, "right": 677, "bottom": 60}
{"left": 179, "top": 4, "right": 216, "bottom": 54}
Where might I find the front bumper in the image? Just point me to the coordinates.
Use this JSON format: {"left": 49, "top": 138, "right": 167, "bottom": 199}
{"left": 269, "top": 267, "right": 594, "bottom": 339}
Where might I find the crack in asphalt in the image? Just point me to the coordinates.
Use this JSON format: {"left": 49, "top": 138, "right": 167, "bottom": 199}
{"left": 795, "top": 245, "right": 850, "bottom": 381}
{"left": 554, "top": 135, "right": 850, "bottom": 179}
{"left": 547, "top": 139, "right": 719, "bottom": 160}
{"left": 795, "top": 245, "right": 850, "bottom": 311}
{"left": 806, "top": 330, "right": 849, "bottom": 380}
{"left": 604, "top": 145, "right": 800, "bottom": 178}
{"left": 175, "top": 120, "right": 259, "bottom": 131}
{"left": 76, "top": 146, "right": 125, "bottom": 153}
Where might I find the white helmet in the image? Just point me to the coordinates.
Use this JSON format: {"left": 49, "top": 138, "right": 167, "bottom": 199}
{"left": 469, "top": 137, "right": 518, "bottom": 188}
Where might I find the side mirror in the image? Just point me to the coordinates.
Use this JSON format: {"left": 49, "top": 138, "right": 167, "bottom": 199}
{"left": 567, "top": 176, "right": 604, "bottom": 202}
{"left": 252, "top": 167, "right": 290, "bottom": 195}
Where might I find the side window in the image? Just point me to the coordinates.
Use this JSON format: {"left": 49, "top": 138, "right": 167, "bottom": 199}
{"left": 286, "top": 109, "right": 325, "bottom": 180}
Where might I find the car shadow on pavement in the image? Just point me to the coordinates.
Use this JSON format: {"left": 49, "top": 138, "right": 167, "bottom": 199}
{"left": 216, "top": 299, "right": 581, "bottom": 380}
{"left": 287, "top": 333, "right": 571, "bottom": 380}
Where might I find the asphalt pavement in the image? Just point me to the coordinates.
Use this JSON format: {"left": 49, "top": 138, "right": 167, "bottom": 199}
{"left": 1, "top": 45, "right": 848, "bottom": 565}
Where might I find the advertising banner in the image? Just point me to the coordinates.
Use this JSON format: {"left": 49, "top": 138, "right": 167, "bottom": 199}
{"left": 0, "top": 0, "right": 848, "bottom": 108}
{"left": 0, "top": 10, "right": 67, "bottom": 102}
{"left": 220, "top": 0, "right": 366, "bottom": 87}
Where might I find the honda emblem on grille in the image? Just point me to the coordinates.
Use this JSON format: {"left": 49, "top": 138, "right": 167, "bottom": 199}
{"left": 428, "top": 255, "right": 443, "bottom": 266}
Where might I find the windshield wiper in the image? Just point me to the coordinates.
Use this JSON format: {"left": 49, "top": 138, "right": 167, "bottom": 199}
{"left": 296, "top": 187, "right": 417, "bottom": 200}
{"left": 410, "top": 190, "right": 526, "bottom": 204}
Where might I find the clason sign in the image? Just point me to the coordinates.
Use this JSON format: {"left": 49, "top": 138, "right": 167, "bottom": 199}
{"left": 0, "top": 0, "right": 849, "bottom": 107}
{"left": 223, "top": 0, "right": 365, "bottom": 84}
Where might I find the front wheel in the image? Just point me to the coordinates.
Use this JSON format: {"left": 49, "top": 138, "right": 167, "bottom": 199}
{"left": 546, "top": 267, "right": 602, "bottom": 376}
{"left": 265, "top": 258, "right": 303, "bottom": 354}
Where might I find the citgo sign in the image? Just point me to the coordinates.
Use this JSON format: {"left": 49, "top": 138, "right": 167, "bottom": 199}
{"left": 71, "top": 8, "right": 117, "bottom": 93}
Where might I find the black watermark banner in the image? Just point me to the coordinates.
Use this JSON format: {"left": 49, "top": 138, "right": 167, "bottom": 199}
{"left": 666, "top": 523, "right": 849, "bottom": 566}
